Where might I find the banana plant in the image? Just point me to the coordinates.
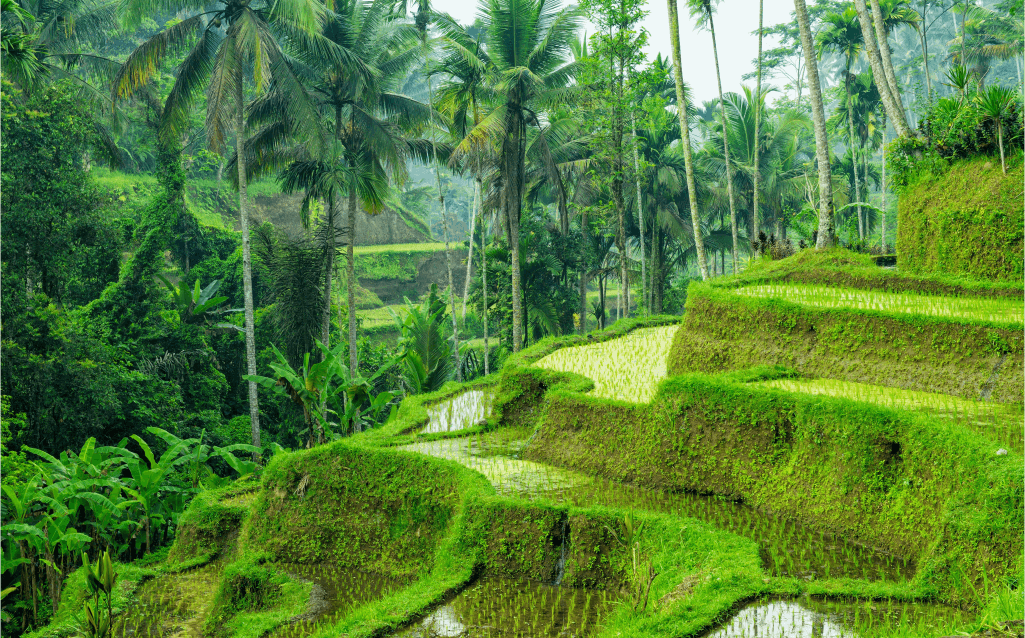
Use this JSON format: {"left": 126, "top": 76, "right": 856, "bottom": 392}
{"left": 81, "top": 550, "right": 116, "bottom": 638}
{"left": 156, "top": 276, "right": 240, "bottom": 327}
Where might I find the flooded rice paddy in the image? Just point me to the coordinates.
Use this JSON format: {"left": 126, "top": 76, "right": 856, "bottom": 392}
{"left": 395, "top": 577, "right": 619, "bottom": 638}
{"left": 112, "top": 561, "right": 223, "bottom": 638}
{"left": 398, "top": 428, "right": 914, "bottom": 582}
{"left": 422, "top": 390, "right": 495, "bottom": 434}
{"left": 533, "top": 326, "right": 678, "bottom": 403}
{"left": 756, "top": 378, "right": 1023, "bottom": 454}
{"left": 705, "top": 596, "right": 972, "bottom": 637}
{"left": 268, "top": 564, "right": 408, "bottom": 638}
{"left": 734, "top": 284, "right": 1024, "bottom": 324}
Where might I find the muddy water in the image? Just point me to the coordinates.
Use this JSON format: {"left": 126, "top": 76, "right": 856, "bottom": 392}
{"left": 422, "top": 390, "right": 495, "bottom": 434}
{"left": 394, "top": 577, "right": 619, "bottom": 638}
{"left": 397, "top": 431, "right": 914, "bottom": 582}
{"left": 269, "top": 564, "right": 409, "bottom": 638}
{"left": 704, "top": 596, "right": 972, "bottom": 637}
{"left": 112, "top": 561, "right": 224, "bottom": 638}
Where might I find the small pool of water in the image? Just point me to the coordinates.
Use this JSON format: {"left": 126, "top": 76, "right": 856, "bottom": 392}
{"left": 400, "top": 431, "right": 914, "bottom": 582}
{"left": 269, "top": 564, "right": 409, "bottom": 637}
{"left": 422, "top": 390, "right": 495, "bottom": 434}
{"left": 394, "top": 577, "right": 619, "bottom": 637}
{"left": 705, "top": 596, "right": 972, "bottom": 637}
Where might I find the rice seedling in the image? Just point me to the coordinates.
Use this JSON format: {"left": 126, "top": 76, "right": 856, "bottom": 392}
{"left": 756, "top": 378, "right": 1024, "bottom": 454}
{"left": 266, "top": 565, "right": 408, "bottom": 638}
{"left": 111, "top": 560, "right": 224, "bottom": 638}
{"left": 707, "top": 596, "right": 973, "bottom": 637}
{"left": 734, "top": 284, "right": 1024, "bottom": 324}
{"left": 394, "top": 577, "right": 619, "bottom": 637}
{"left": 353, "top": 243, "right": 449, "bottom": 255}
{"left": 421, "top": 390, "right": 495, "bottom": 434}
{"left": 533, "top": 326, "right": 680, "bottom": 403}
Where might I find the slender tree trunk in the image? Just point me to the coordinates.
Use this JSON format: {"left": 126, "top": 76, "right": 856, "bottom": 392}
{"left": 869, "top": 0, "right": 906, "bottom": 121}
{"left": 236, "top": 73, "right": 261, "bottom": 450}
{"left": 847, "top": 82, "right": 863, "bottom": 241}
{"left": 852, "top": 0, "right": 912, "bottom": 137}
{"left": 323, "top": 199, "right": 334, "bottom": 354}
{"left": 667, "top": 0, "right": 710, "bottom": 279}
{"left": 579, "top": 207, "right": 589, "bottom": 333}
{"left": 506, "top": 111, "right": 525, "bottom": 351}
{"left": 347, "top": 187, "right": 358, "bottom": 373}
{"left": 918, "top": 23, "right": 933, "bottom": 101}
{"left": 462, "top": 179, "right": 480, "bottom": 319}
{"left": 881, "top": 127, "right": 887, "bottom": 252}
{"left": 631, "top": 110, "right": 645, "bottom": 315}
{"left": 481, "top": 193, "right": 489, "bottom": 375}
{"left": 614, "top": 57, "right": 628, "bottom": 323}
{"left": 794, "top": 0, "right": 835, "bottom": 247}
{"left": 709, "top": 16, "right": 740, "bottom": 274}
{"left": 753, "top": 0, "right": 764, "bottom": 253}
{"left": 997, "top": 120, "right": 1006, "bottom": 174}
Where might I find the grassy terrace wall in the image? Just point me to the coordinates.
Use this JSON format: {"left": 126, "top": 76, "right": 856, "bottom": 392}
{"left": 897, "top": 156, "right": 1024, "bottom": 282}
{"left": 667, "top": 282, "right": 1023, "bottom": 404}
{"left": 520, "top": 371, "right": 1022, "bottom": 605}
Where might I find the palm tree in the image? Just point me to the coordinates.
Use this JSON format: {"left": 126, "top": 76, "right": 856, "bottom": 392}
{"left": 687, "top": 0, "right": 739, "bottom": 274}
{"left": 753, "top": 0, "right": 764, "bottom": 250}
{"left": 977, "top": 85, "right": 1015, "bottom": 174}
{"left": 114, "top": 0, "right": 327, "bottom": 450}
{"left": 793, "top": 0, "right": 835, "bottom": 248}
{"left": 666, "top": 0, "right": 710, "bottom": 279}
{"left": 851, "top": 0, "right": 913, "bottom": 137}
{"left": 456, "top": 0, "right": 581, "bottom": 350}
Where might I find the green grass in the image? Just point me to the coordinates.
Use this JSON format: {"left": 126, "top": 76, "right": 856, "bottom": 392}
{"left": 735, "top": 284, "right": 1024, "bottom": 324}
{"left": 353, "top": 242, "right": 448, "bottom": 254}
{"left": 357, "top": 304, "right": 407, "bottom": 331}
{"left": 755, "top": 377, "right": 1024, "bottom": 454}
{"left": 532, "top": 325, "right": 678, "bottom": 403}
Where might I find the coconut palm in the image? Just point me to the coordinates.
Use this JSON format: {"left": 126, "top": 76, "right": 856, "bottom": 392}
{"left": 793, "top": 0, "right": 835, "bottom": 247}
{"left": 665, "top": 0, "right": 710, "bottom": 278}
{"left": 818, "top": 9, "right": 864, "bottom": 244}
{"left": 687, "top": 0, "right": 739, "bottom": 274}
{"left": 752, "top": 0, "right": 765, "bottom": 249}
{"left": 113, "top": 0, "right": 329, "bottom": 450}
{"left": 452, "top": 0, "right": 581, "bottom": 351}
{"left": 851, "top": 0, "right": 913, "bottom": 137}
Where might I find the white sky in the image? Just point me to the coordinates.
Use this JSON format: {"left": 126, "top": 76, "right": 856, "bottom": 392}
{"left": 430, "top": 0, "right": 797, "bottom": 106}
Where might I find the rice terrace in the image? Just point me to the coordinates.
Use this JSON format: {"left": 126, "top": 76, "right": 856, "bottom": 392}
{"left": 1, "top": 0, "right": 1022, "bottom": 634}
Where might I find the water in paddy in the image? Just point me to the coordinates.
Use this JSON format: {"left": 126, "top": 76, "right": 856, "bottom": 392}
{"left": 422, "top": 390, "right": 495, "bottom": 434}
{"left": 394, "top": 577, "right": 619, "bottom": 637}
{"left": 398, "top": 429, "right": 913, "bottom": 582}
{"left": 112, "top": 560, "right": 223, "bottom": 638}
{"left": 705, "top": 596, "right": 972, "bottom": 637}
{"left": 269, "top": 564, "right": 409, "bottom": 638}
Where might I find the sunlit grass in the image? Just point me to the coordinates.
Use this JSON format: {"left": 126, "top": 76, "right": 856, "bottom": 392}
{"left": 734, "top": 284, "right": 1024, "bottom": 324}
{"left": 532, "top": 325, "right": 679, "bottom": 403}
{"left": 353, "top": 242, "right": 449, "bottom": 254}
{"left": 757, "top": 377, "right": 1023, "bottom": 454}
{"left": 357, "top": 304, "right": 408, "bottom": 330}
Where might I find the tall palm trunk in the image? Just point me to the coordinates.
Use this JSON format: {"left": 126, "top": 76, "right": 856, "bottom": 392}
{"left": 322, "top": 199, "right": 334, "bottom": 353}
{"left": 347, "top": 185, "right": 358, "bottom": 373}
{"left": 505, "top": 109, "right": 526, "bottom": 351}
{"left": 881, "top": 126, "right": 887, "bottom": 251}
{"left": 462, "top": 179, "right": 480, "bottom": 319}
{"left": 869, "top": 0, "right": 905, "bottom": 119}
{"left": 917, "top": 15, "right": 933, "bottom": 101}
{"left": 424, "top": 67, "right": 461, "bottom": 380}
{"left": 708, "top": 14, "right": 739, "bottom": 274}
{"left": 480, "top": 187, "right": 489, "bottom": 374}
{"left": 613, "top": 58, "right": 627, "bottom": 321}
{"left": 667, "top": 0, "right": 710, "bottom": 279}
{"left": 846, "top": 78, "right": 863, "bottom": 241}
{"left": 236, "top": 73, "right": 261, "bottom": 450}
{"left": 630, "top": 110, "right": 645, "bottom": 314}
{"left": 579, "top": 207, "right": 589, "bottom": 333}
{"left": 794, "top": 0, "right": 835, "bottom": 247}
{"left": 753, "top": 0, "right": 764, "bottom": 251}
{"left": 852, "top": 0, "right": 912, "bottom": 137}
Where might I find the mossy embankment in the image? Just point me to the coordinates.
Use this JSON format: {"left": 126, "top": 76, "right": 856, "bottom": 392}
{"left": 665, "top": 265, "right": 1023, "bottom": 404}
{"left": 897, "top": 155, "right": 1024, "bottom": 282}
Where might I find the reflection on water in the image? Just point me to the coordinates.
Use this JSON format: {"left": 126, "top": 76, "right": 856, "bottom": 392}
{"left": 395, "top": 577, "right": 619, "bottom": 637}
{"left": 706, "top": 597, "right": 971, "bottom": 637}
{"left": 422, "top": 391, "right": 495, "bottom": 434}
{"left": 400, "top": 430, "right": 914, "bottom": 582}
{"left": 269, "top": 564, "right": 408, "bottom": 638}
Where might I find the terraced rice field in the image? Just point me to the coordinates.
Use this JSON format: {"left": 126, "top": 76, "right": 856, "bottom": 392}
{"left": 353, "top": 242, "right": 448, "bottom": 254}
{"left": 734, "top": 284, "right": 1024, "bottom": 324}
{"left": 532, "top": 325, "right": 679, "bottom": 403}
{"left": 756, "top": 378, "right": 1024, "bottom": 454}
